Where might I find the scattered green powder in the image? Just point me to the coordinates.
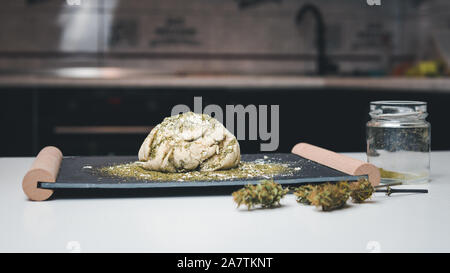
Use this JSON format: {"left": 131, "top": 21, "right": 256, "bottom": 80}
{"left": 96, "top": 161, "right": 294, "bottom": 182}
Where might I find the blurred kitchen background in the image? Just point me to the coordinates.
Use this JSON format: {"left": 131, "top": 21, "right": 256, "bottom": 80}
{"left": 1, "top": 0, "right": 449, "bottom": 156}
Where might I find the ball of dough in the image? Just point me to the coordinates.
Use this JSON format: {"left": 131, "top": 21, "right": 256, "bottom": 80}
{"left": 138, "top": 112, "right": 240, "bottom": 172}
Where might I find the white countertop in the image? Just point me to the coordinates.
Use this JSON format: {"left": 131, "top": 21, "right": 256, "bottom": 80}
{"left": 0, "top": 152, "right": 448, "bottom": 253}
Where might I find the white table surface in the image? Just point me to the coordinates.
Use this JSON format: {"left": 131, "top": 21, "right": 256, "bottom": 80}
{"left": 0, "top": 152, "right": 448, "bottom": 253}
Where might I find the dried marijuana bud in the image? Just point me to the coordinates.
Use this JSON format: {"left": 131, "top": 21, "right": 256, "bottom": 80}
{"left": 234, "top": 179, "right": 374, "bottom": 212}
{"left": 349, "top": 178, "right": 374, "bottom": 203}
{"left": 307, "top": 182, "right": 351, "bottom": 211}
{"left": 232, "top": 180, "right": 289, "bottom": 210}
{"left": 293, "top": 185, "right": 315, "bottom": 205}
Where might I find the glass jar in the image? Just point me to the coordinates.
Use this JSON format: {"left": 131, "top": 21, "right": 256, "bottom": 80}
{"left": 366, "top": 101, "right": 431, "bottom": 184}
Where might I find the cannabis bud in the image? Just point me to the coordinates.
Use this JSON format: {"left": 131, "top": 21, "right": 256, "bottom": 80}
{"left": 349, "top": 178, "right": 374, "bottom": 203}
{"left": 307, "top": 182, "right": 351, "bottom": 211}
{"left": 232, "top": 180, "right": 289, "bottom": 210}
{"left": 293, "top": 184, "right": 315, "bottom": 205}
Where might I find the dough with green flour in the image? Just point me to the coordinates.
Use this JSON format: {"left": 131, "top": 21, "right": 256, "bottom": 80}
{"left": 138, "top": 112, "right": 240, "bottom": 172}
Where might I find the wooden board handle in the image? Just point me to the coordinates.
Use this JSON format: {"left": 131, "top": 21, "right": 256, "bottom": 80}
{"left": 292, "top": 142, "right": 380, "bottom": 186}
{"left": 22, "top": 146, "right": 63, "bottom": 201}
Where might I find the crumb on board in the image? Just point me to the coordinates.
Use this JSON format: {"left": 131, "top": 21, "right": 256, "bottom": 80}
{"left": 95, "top": 161, "right": 294, "bottom": 182}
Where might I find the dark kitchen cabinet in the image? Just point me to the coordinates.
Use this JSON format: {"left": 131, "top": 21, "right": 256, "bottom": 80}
{"left": 1, "top": 86, "right": 450, "bottom": 157}
{"left": 0, "top": 90, "right": 34, "bottom": 156}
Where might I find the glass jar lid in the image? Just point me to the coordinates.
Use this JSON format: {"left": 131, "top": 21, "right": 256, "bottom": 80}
{"left": 370, "top": 101, "right": 427, "bottom": 120}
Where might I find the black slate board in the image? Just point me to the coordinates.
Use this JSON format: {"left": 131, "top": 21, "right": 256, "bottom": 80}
{"left": 37, "top": 153, "right": 366, "bottom": 198}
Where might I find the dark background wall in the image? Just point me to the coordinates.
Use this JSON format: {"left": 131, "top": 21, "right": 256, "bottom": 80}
{"left": 1, "top": 87, "right": 448, "bottom": 157}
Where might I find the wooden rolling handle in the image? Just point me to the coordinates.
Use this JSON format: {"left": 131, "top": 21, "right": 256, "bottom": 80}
{"left": 22, "top": 146, "right": 63, "bottom": 201}
{"left": 292, "top": 143, "right": 380, "bottom": 186}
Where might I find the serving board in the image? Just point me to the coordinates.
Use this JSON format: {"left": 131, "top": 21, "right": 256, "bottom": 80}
{"left": 37, "top": 153, "right": 366, "bottom": 197}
